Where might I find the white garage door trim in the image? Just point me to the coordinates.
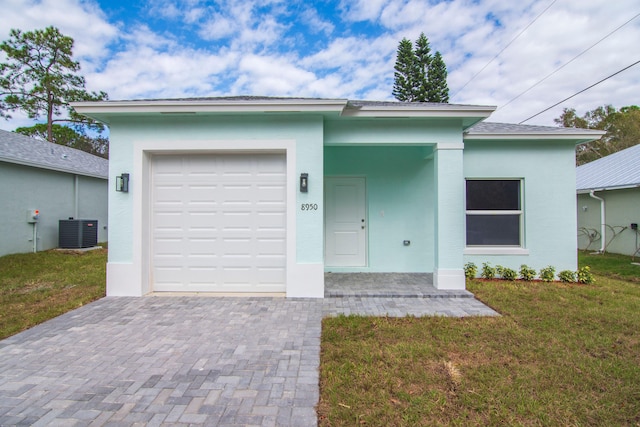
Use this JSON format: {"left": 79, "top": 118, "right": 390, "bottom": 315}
{"left": 150, "top": 152, "right": 287, "bottom": 293}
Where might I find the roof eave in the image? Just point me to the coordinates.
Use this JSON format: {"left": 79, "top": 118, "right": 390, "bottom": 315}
{"left": 577, "top": 183, "right": 640, "bottom": 194}
{"left": 73, "top": 99, "right": 498, "bottom": 127}
{"left": 72, "top": 98, "right": 350, "bottom": 122}
{"left": 0, "top": 156, "right": 108, "bottom": 179}
{"left": 341, "top": 104, "right": 496, "bottom": 128}
{"left": 465, "top": 131, "right": 605, "bottom": 144}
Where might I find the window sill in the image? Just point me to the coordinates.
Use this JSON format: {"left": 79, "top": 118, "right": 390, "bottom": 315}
{"left": 464, "top": 247, "right": 530, "bottom": 255}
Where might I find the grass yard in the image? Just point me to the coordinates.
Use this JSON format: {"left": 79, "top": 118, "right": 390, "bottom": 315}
{"left": 0, "top": 248, "right": 107, "bottom": 340}
{"left": 2, "top": 246, "right": 640, "bottom": 424}
{"left": 318, "top": 251, "right": 640, "bottom": 426}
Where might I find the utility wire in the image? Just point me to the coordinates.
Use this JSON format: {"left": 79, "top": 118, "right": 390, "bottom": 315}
{"left": 499, "top": 11, "right": 640, "bottom": 111}
{"left": 452, "top": 0, "right": 558, "bottom": 98}
{"left": 519, "top": 59, "right": 640, "bottom": 124}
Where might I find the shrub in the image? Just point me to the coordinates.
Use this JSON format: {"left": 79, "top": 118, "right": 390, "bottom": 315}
{"left": 539, "top": 266, "right": 556, "bottom": 282}
{"left": 464, "top": 262, "right": 478, "bottom": 279}
{"left": 558, "top": 270, "right": 576, "bottom": 283}
{"left": 481, "top": 262, "right": 496, "bottom": 280}
{"left": 498, "top": 266, "right": 518, "bottom": 281}
{"left": 577, "top": 266, "right": 595, "bottom": 284}
{"left": 519, "top": 264, "right": 537, "bottom": 281}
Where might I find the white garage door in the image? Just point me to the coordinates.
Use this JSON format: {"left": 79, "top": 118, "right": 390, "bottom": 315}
{"left": 151, "top": 153, "right": 286, "bottom": 293}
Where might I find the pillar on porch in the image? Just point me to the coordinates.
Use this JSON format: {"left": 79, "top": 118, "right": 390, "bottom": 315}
{"left": 433, "top": 143, "right": 466, "bottom": 290}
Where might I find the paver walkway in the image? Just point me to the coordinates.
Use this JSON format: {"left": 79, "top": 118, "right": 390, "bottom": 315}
{"left": 0, "top": 278, "right": 498, "bottom": 426}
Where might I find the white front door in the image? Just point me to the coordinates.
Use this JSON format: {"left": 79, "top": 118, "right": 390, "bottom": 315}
{"left": 325, "top": 177, "right": 367, "bottom": 266}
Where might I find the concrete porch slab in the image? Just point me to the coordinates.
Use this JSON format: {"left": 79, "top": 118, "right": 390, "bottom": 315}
{"left": 324, "top": 273, "right": 473, "bottom": 298}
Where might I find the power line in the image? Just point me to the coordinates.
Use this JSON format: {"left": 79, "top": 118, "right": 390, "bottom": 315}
{"left": 452, "top": 0, "right": 558, "bottom": 98}
{"left": 499, "top": 11, "right": 640, "bottom": 111}
{"left": 519, "top": 59, "right": 640, "bottom": 124}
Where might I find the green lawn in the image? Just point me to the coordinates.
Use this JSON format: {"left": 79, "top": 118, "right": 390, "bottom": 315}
{"left": 319, "top": 251, "right": 640, "bottom": 426}
{"left": 2, "top": 247, "right": 640, "bottom": 425}
{"left": 0, "top": 248, "right": 107, "bottom": 339}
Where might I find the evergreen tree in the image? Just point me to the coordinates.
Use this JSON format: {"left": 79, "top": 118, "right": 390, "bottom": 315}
{"left": 392, "top": 38, "right": 416, "bottom": 102}
{"left": 0, "top": 26, "right": 108, "bottom": 144}
{"left": 413, "top": 33, "right": 432, "bottom": 102}
{"left": 428, "top": 51, "right": 449, "bottom": 103}
{"left": 392, "top": 33, "right": 449, "bottom": 103}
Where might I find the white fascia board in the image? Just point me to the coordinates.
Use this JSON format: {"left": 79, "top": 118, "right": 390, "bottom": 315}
{"left": 340, "top": 104, "right": 496, "bottom": 119}
{"left": 72, "top": 98, "right": 349, "bottom": 115}
{"left": 465, "top": 130, "right": 605, "bottom": 144}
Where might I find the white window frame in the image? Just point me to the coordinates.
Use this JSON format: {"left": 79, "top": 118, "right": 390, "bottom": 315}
{"left": 463, "top": 178, "right": 529, "bottom": 255}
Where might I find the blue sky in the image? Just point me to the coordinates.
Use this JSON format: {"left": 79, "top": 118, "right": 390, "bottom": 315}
{"left": 1, "top": 0, "right": 640, "bottom": 130}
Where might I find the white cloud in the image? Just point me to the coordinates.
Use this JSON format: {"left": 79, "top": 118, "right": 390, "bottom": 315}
{"left": 300, "top": 7, "right": 334, "bottom": 36}
{"left": 232, "top": 54, "right": 316, "bottom": 95}
{"left": 0, "top": 0, "right": 118, "bottom": 63}
{"left": 340, "top": 0, "right": 390, "bottom": 22}
{"left": 2, "top": 0, "right": 640, "bottom": 130}
{"left": 88, "top": 26, "right": 238, "bottom": 99}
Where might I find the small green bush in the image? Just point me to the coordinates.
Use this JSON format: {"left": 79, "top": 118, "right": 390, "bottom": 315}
{"left": 497, "top": 266, "right": 518, "bottom": 281}
{"left": 481, "top": 262, "right": 496, "bottom": 280}
{"left": 464, "top": 262, "right": 478, "bottom": 279}
{"left": 519, "top": 264, "right": 537, "bottom": 281}
{"left": 577, "top": 266, "right": 595, "bottom": 284}
{"left": 539, "top": 266, "right": 556, "bottom": 282}
{"left": 558, "top": 270, "right": 576, "bottom": 283}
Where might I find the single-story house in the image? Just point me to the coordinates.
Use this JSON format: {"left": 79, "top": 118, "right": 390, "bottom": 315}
{"left": 576, "top": 143, "right": 640, "bottom": 256}
{"left": 0, "top": 129, "right": 108, "bottom": 257}
{"left": 73, "top": 97, "right": 603, "bottom": 297}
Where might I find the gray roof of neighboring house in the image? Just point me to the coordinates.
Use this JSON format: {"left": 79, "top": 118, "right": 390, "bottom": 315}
{"left": 0, "top": 129, "right": 108, "bottom": 179}
{"left": 576, "top": 144, "right": 640, "bottom": 192}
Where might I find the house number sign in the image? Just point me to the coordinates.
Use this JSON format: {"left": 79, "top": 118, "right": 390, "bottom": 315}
{"left": 301, "top": 203, "right": 319, "bottom": 211}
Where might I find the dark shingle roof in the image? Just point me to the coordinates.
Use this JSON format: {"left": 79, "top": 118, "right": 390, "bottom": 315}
{"left": 0, "top": 129, "right": 108, "bottom": 179}
{"left": 576, "top": 144, "right": 640, "bottom": 192}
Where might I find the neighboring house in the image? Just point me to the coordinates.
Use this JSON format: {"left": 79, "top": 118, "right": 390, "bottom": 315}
{"left": 576, "top": 144, "right": 640, "bottom": 256}
{"left": 0, "top": 129, "right": 108, "bottom": 256}
{"left": 73, "top": 97, "right": 602, "bottom": 297}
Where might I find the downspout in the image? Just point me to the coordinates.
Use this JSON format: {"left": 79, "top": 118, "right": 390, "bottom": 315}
{"left": 74, "top": 175, "right": 79, "bottom": 219}
{"left": 589, "top": 190, "right": 605, "bottom": 253}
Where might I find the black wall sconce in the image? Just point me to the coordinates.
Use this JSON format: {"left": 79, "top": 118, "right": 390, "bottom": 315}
{"left": 116, "top": 173, "right": 130, "bottom": 192}
{"left": 300, "top": 173, "right": 308, "bottom": 193}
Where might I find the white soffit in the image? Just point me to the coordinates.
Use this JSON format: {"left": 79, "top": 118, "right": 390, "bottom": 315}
{"left": 465, "top": 121, "right": 605, "bottom": 143}
{"left": 72, "top": 97, "right": 349, "bottom": 117}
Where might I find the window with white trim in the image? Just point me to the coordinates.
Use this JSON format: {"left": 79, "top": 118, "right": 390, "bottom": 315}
{"left": 466, "top": 179, "right": 522, "bottom": 246}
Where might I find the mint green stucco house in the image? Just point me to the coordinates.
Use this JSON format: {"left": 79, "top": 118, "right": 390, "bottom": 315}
{"left": 74, "top": 97, "right": 602, "bottom": 297}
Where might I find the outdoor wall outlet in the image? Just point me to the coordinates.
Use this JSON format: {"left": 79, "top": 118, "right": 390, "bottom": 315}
{"left": 631, "top": 223, "right": 638, "bottom": 230}
{"left": 403, "top": 240, "right": 410, "bottom": 246}
{"left": 26, "top": 209, "right": 39, "bottom": 223}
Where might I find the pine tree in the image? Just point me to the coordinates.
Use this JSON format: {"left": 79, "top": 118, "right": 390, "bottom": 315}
{"left": 0, "top": 27, "right": 108, "bottom": 143}
{"left": 392, "top": 33, "right": 449, "bottom": 103}
{"left": 428, "top": 51, "right": 449, "bottom": 103}
{"left": 392, "top": 38, "right": 416, "bottom": 102}
{"left": 413, "top": 33, "right": 432, "bottom": 102}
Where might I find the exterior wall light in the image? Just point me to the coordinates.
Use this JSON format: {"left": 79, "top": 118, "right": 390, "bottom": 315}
{"left": 300, "top": 173, "right": 308, "bottom": 193}
{"left": 116, "top": 173, "right": 130, "bottom": 192}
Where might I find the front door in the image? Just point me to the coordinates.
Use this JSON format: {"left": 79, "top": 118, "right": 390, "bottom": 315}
{"left": 325, "top": 177, "right": 367, "bottom": 266}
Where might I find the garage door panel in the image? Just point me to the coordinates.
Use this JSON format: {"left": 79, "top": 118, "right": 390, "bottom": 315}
{"left": 185, "top": 212, "right": 217, "bottom": 229}
{"left": 152, "top": 153, "right": 286, "bottom": 293}
{"left": 257, "top": 267, "right": 286, "bottom": 283}
{"left": 256, "top": 238, "right": 286, "bottom": 255}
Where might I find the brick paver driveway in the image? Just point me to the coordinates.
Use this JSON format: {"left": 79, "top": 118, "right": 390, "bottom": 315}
{"left": 0, "top": 287, "right": 498, "bottom": 426}
{"left": 0, "top": 297, "right": 322, "bottom": 426}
